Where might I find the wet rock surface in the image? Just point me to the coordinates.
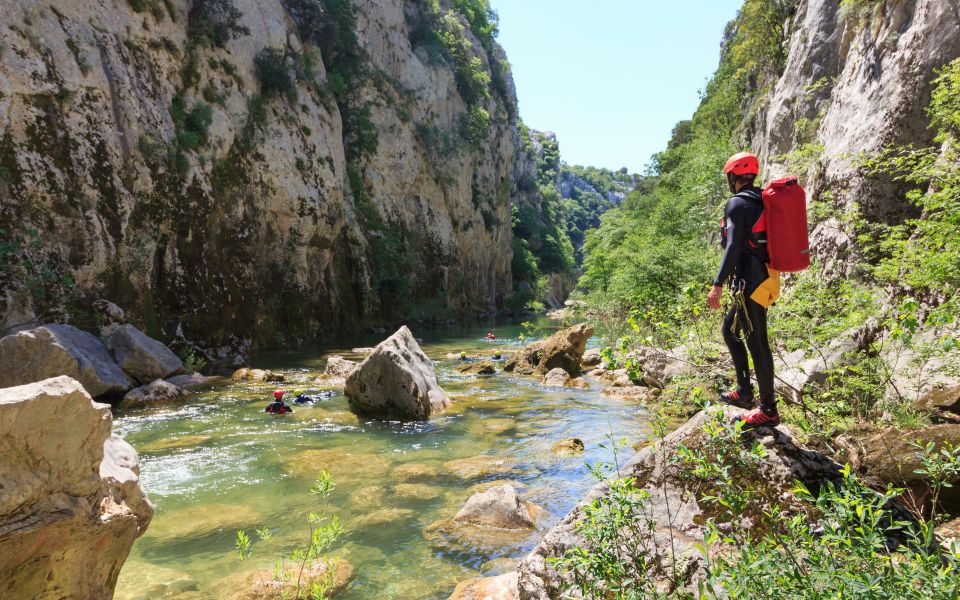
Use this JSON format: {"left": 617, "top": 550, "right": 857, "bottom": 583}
{"left": 120, "top": 379, "right": 189, "bottom": 409}
{"left": 457, "top": 361, "right": 498, "bottom": 375}
{"left": 346, "top": 326, "right": 451, "bottom": 420}
{"left": 504, "top": 323, "right": 593, "bottom": 378}
{"left": 454, "top": 485, "right": 539, "bottom": 531}
{"left": 0, "top": 376, "right": 152, "bottom": 599}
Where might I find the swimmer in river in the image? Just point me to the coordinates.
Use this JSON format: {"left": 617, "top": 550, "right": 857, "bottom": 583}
{"left": 265, "top": 389, "right": 293, "bottom": 415}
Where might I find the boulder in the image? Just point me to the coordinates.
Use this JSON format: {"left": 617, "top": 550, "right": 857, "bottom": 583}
{"left": 106, "top": 324, "right": 185, "bottom": 384}
{"left": 580, "top": 347, "right": 602, "bottom": 367}
{"left": 601, "top": 385, "right": 661, "bottom": 402}
{"left": 449, "top": 572, "right": 519, "bottom": 600}
{"left": 0, "top": 376, "right": 152, "bottom": 599}
{"left": 454, "top": 484, "right": 539, "bottom": 530}
{"left": 0, "top": 324, "right": 133, "bottom": 397}
{"left": 775, "top": 336, "right": 857, "bottom": 403}
{"left": 568, "top": 377, "right": 589, "bottom": 390}
{"left": 92, "top": 299, "right": 126, "bottom": 335}
{"left": 624, "top": 346, "right": 691, "bottom": 389}
{"left": 166, "top": 372, "right": 224, "bottom": 389}
{"left": 517, "top": 407, "right": 845, "bottom": 598}
{"left": 345, "top": 326, "right": 451, "bottom": 421}
{"left": 120, "top": 379, "right": 189, "bottom": 409}
{"left": 324, "top": 355, "right": 360, "bottom": 380}
{"left": 230, "top": 557, "right": 354, "bottom": 600}
{"left": 913, "top": 384, "right": 960, "bottom": 416}
{"left": 541, "top": 368, "right": 571, "bottom": 387}
{"left": 457, "top": 361, "right": 498, "bottom": 375}
{"left": 232, "top": 368, "right": 285, "bottom": 382}
{"left": 552, "top": 438, "right": 585, "bottom": 456}
{"left": 504, "top": 323, "right": 594, "bottom": 378}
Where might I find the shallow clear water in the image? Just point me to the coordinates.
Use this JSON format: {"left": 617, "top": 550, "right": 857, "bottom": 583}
{"left": 113, "top": 318, "right": 651, "bottom": 600}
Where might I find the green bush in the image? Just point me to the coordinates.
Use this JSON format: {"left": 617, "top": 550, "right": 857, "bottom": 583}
{"left": 170, "top": 95, "right": 213, "bottom": 151}
{"left": 254, "top": 47, "right": 297, "bottom": 100}
{"left": 187, "top": 0, "right": 249, "bottom": 47}
{"left": 461, "top": 105, "right": 489, "bottom": 148}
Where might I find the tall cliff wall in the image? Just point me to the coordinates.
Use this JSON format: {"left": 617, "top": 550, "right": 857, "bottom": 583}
{"left": 0, "top": 0, "right": 535, "bottom": 354}
{"left": 753, "top": 0, "right": 960, "bottom": 275}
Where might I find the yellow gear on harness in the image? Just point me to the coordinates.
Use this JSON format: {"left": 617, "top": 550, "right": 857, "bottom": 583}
{"left": 749, "top": 267, "right": 781, "bottom": 309}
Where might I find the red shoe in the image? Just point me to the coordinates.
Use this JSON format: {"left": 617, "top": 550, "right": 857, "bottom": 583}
{"left": 720, "top": 388, "right": 754, "bottom": 408}
{"left": 737, "top": 407, "right": 780, "bottom": 429}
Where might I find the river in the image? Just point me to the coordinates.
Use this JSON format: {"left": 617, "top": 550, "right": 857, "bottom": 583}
{"left": 113, "top": 317, "right": 651, "bottom": 599}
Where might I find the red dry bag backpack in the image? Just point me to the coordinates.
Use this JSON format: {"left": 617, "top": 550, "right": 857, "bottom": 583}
{"left": 761, "top": 176, "right": 810, "bottom": 272}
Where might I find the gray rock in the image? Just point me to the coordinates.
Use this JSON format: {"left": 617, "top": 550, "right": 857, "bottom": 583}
{"left": 913, "top": 384, "right": 960, "bottom": 415}
{"left": 0, "top": 376, "right": 151, "bottom": 599}
{"left": 455, "top": 484, "right": 538, "bottom": 530}
{"left": 166, "top": 373, "right": 224, "bottom": 389}
{"left": 517, "top": 407, "right": 845, "bottom": 598}
{"left": 541, "top": 368, "right": 571, "bottom": 387}
{"left": 231, "top": 368, "right": 285, "bottom": 382}
{"left": 120, "top": 379, "right": 189, "bottom": 409}
{"left": 551, "top": 438, "right": 585, "bottom": 456}
{"left": 0, "top": 324, "right": 133, "bottom": 397}
{"left": 580, "top": 347, "right": 602, "bottom": 367}
{"left": 106, "top": 325, "right": 184, "bottom": 385}
{"left": 345, "top": 326, "right": 451, "bottom": 421}
{"left": 324, "top": 355, "right": 360, "bottom": 380}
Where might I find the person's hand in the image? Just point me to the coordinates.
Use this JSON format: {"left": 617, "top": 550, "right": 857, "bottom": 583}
{"left": 707, "top": 284, "right": 723, "bottom": 310}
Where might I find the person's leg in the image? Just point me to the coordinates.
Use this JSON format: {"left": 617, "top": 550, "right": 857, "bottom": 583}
{"left": 744, "top": 298, "right": 776, "bottom": 413}
{"left": 722, "top": 304, "right": 753, "bottom": 396}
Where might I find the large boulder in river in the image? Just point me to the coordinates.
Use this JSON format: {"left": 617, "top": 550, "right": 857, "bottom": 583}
{"left": 517, "top": 407, "right": 845, "bottom": 598}
{"left": 504, "top": 323, "right": 593, "bottom": 378}
{"left": 345, "top": 326, "right": 451, "bottom": 421}
{"left": 0, "top": 324, "right": 133, "bottom": 397}
{"left": 106, "top": 324, "right": 184, "bottom": 384}
{"left": 0, "top": 376, "right": 152, "bottom": 599}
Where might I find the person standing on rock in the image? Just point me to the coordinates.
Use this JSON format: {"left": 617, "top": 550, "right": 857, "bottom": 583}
{"left": 706, "top": 152, "right": 779, "bottom": 428}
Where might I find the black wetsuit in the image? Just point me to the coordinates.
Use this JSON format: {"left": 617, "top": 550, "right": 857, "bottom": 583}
{"left": 715, "top": 186, "right": 776, "bottom": 411}
{"left": 265, "top": 401, "right": 293, "bottom": 414}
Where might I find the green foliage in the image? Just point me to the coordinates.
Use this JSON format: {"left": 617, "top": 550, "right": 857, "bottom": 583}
{"left": 170, "top": 94, "right": 213, "bottom": 151}
{"left": 187, "top": 0, "right": 249, "bottom": 48}
{"left": 233, "top": 471, "right": 343, "bottom": 599}
{"left": 179, "top": 347, "right": 208, "bottom": 373}
{"left": 254, "top": 47, "right": 297, "bottom": 101}
{"left": 461, "top": 106, "right": 490, "bottom": 148}
{"left": 578, "top": 0, "right": 798, "bottom": 319}
{"left": 435, "top": 12, "right": 491, "bottom": 105}
{"left": 554, "top": 413, "right": 960, "bottom": 599}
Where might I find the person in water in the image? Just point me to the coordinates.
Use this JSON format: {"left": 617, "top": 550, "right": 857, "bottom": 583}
{"left": 265, "top": 389, "right": 293, "bottom": 414}
{"left": 485, "top": 331, "right": 497, "bottom": 340}
{"left": 293, "top": 389, "right": 312, "bottom": 404}
{"left": 707, "top": 152, "right": 778, "bottom": 428}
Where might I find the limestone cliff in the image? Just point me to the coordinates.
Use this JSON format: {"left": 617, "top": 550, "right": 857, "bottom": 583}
{"left": 753, "top": 0, "right": 960, "bottom": 274}
{"left": 0, "top": 0, "right": 534, "bottom": 354}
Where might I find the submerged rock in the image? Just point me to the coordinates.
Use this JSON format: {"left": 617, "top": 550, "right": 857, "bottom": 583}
{"left": 0, "top": 376, "right": 152, "bottom": 598}
{"left": 230, "top": 557, "right": 354, "bottom": 599}
{"left": 231, "top": 368, "right": 285, "bottom": 382}
{"left": 551, "top": 438, "right": 585, "bottom": 456}
{"left": 444, "top": 455, "right": 522, "bottom": 480}
{"left": 393, "top": 483, "right": 442, "bottom": 501}
{"left": 166, "top": 372, "right": 224, "bottom": 389}
{"left": 504, "top": 323, "right": 593, "bottom": 378}
{"left": 0, "top": 324, "right": 133, "bottom": 397}
{"left": 345, "top": 326, "right": 451, "bottom": 421}
{"left": 106, "top": 324, "right": 185, "bottom": 384}
{"left": 392, "top": 462, "right": 444, "bottom": 482}
{"left": 448, "top": 572, "right": 519, "bottom": 600}
{"left": 137, "top": 434, "right": 213, "bottom": 454}
{"left": 457, "top": 361, "right": 498, "bottom": 375}
{"left": 120, "top": 379, "right": 189, "bottom": 409}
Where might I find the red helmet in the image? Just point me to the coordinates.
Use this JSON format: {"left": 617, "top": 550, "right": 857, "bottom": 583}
{"left": 723, "top": 152, "right": 760, "bottom": 176}
{"left": 273, "top": 389, "right": 284, "bottom": 399}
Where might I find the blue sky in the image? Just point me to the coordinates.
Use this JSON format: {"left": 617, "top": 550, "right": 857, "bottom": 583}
{"left": 490, "top": 0, "right": 744, "bottom": 173}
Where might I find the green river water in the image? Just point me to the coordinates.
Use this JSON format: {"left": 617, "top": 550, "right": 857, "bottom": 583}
{"left": 113, "top": 317, "right": 652, "bottom": 600}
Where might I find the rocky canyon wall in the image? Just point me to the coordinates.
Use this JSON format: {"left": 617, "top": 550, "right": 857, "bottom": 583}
{"left": 0, "top": 0, "right": 535, "bottom": 356}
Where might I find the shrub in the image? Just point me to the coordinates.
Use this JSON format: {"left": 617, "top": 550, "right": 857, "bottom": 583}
{"left": 254, "top": 47, "right": 297, "bottom": 101}
{"left": 187, "top": 0, "right": 249, "bottom": 47}
{"left": 461, "top": 106, "right": 489, "bottom": 148}
{"left": 170, "top": 94, "right": 213, "bottom": 150}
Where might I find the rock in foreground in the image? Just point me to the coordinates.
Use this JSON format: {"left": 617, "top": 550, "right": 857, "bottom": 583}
{"left": 504, "top": 323, "right": 593, "bottom": 378}
{"left": 345, "top": 326, "right": 451, "bottom": 420}
{"left": 0, "top": 324, "right": 133, "bottom": 397}
{"left": 230, "top": 557, "right": 354, "bottom": 599}
{"left": 449, "top": 572, "right": 519, "bottom": 600}
{"left": 517, "top": 407, "right": 843, "bottom": 598}
{"left": 0, "top": 376, "right": 152, "bottom": 599}
{"left": 106, "top": 324, "right": 184, "bottom": 384}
